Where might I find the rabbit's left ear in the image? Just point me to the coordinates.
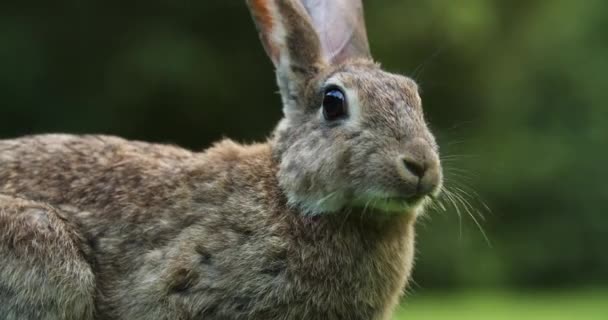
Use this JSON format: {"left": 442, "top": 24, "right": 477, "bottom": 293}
{"left": 301, "top": 0, "right": 372, "bottom": 64}
{"left": 247, "top": 0, "right": 324, "bottom": 70}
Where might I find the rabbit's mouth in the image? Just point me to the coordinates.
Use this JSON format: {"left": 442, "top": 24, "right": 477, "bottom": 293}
{"left": 352, "top": 194, "right": 432, "bottom": 214}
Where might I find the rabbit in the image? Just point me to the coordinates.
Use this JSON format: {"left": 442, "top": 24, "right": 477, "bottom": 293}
{"left": 0, "top": 0, "right": 443, "bottom": 319}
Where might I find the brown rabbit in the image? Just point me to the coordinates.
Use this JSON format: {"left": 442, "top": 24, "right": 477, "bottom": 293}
{"left": 0, "top": 1, "right": 443, "bottom": 319}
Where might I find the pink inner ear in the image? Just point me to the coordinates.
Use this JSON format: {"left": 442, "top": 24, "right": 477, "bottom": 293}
{"left": 301, "top": 0, "right": 371, "bottom": 63}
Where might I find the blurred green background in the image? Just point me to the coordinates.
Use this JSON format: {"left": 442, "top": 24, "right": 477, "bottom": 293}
{"left": 1, "top": 0, "right": 606, "bottom": 318}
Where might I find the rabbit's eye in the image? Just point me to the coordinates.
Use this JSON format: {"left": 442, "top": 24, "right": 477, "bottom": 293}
{"left": 322, "top": 87, "right": 348, "bottom": 121}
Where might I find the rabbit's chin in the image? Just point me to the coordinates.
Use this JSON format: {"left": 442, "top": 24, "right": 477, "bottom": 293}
{"left": 286, "top": 190, "right": 432, "bottom": 217}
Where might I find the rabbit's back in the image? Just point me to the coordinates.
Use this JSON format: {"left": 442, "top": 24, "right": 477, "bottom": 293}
{"left": 0, "top": 134, "right": 195, "bottom": 206}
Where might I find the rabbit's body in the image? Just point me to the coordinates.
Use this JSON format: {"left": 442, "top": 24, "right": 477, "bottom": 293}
{"left": 0, "top": 134, "right": 414, "bottom": 320}
{"left": 1, "top": 1, "right": 445, "bottom": 319}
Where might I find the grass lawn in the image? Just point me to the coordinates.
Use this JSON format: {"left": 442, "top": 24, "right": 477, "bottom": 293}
{"left": 392, "top": 289, "right": 608, "bottom": 320}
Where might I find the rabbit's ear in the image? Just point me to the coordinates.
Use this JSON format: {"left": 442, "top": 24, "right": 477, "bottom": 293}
{"left": 301, "top": 0, "right": 372, "bottom": 64}
{"left": 247, "top": 0, "right": 324, "bottom": 70}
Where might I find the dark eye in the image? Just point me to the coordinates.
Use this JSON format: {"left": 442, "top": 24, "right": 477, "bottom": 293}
{"left": 322, "top": 87, "right": 348, "bottom": 121}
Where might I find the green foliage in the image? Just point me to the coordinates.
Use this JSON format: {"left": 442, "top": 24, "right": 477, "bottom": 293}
{"left": 0, "top": 1, "right": 606, "bottom": 289}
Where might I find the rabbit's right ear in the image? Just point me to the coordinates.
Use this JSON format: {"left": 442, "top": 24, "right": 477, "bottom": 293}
{"left": 247, "top": 0, "right": 324, "bottom": 86}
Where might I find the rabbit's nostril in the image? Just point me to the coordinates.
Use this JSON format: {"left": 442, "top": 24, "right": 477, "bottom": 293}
{"left": 402, "top": 158, "right": 426, "bottom": 179}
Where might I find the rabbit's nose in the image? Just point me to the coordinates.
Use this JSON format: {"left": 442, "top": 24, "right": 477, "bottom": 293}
{"left": 397, "top": 139, "right": 442, "bottom": 197}
{"left": 402, "top": 157, "right": 426, "bottom": 179}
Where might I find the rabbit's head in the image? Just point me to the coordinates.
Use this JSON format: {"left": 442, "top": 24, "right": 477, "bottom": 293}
{"left": 248, "top": 0, "right": 442, "bottom": 215}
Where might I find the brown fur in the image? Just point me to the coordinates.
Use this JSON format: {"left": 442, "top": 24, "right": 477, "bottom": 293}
{"left": 0, "top": 135, "right": 415, "bottom": 319}
{"left": 0, "top": 194, "right": 95, "bottom": 319}
{"left": 0, "top": 1, "right": 442, "bottom": 319}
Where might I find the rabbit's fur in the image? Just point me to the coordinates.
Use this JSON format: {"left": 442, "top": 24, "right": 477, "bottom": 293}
{"left": 0, "top": 1, "right": 442, "bottom": 319}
